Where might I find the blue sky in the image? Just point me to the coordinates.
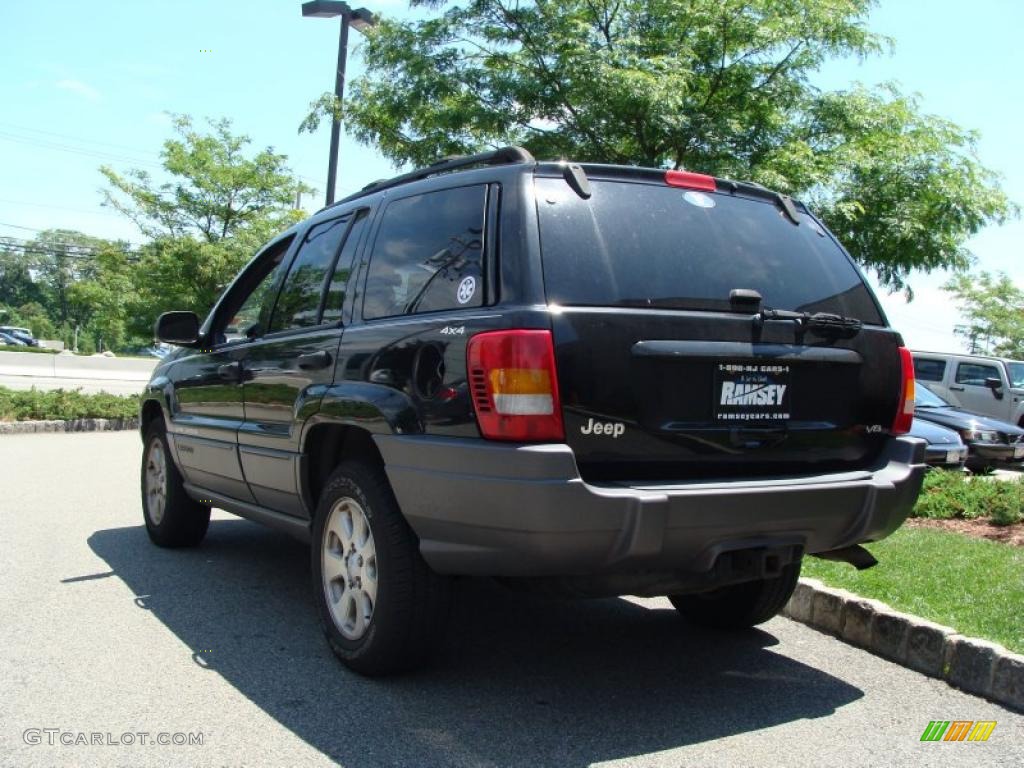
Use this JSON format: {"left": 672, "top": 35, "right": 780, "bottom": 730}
{"left": 1, "top": 0, "right": 1021, "bottom": 352}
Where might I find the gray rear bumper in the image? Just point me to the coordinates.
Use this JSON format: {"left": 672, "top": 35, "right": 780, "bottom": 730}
{"left": 375, "top": 435, "right": 926, "bottom": 577}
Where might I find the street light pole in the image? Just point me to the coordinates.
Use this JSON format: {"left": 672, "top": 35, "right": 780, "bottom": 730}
{"left": 302, "top": 1, "right": 377, "bottom": 207}
{"left": 325, "top": 14, "right": 350, "bottom": 207}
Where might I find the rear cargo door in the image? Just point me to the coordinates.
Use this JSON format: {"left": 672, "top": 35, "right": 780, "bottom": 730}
{"left": 535, "top": 174, "right": 903, "bottom": 481}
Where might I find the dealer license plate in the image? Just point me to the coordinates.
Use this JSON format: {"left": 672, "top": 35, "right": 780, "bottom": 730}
{"left": 714, "top": 363, "right": 791, "bottom": 423}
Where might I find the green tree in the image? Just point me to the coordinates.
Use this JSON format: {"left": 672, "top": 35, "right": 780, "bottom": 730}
{"left": 944, "top": 272, "right": 1024, "bottom": 358}
{"left": 302, "top": 0, "right": 1014, "bottom": 291}
{"left": 102, "top": 115, "right": 311, "bottom": 329}
{"left": 0, "top": 238, "right": 44, "bottom": 308}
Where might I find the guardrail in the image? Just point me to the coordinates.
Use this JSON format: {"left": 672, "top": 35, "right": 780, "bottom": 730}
{"left": 0, "top": 351, "right": 158, "bottom": 381}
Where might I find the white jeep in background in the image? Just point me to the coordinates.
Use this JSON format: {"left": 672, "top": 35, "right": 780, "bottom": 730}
{"left": 912, "top": 351, "right": 1024, "bottom": 426}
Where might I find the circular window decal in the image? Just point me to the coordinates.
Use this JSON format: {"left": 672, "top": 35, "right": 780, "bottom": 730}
{"left": 683, "top": 190, "right": 716, "bottom": 209}
{"left": 456, "top": 276, "right": 477, "bottom": 304}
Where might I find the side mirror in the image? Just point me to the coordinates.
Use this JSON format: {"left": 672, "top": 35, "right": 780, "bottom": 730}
{"left": 154, "top": 311, "right": 200, "bottom": 346}
{"left": 985, "top": 377, "right": 1004, "bottom": 399}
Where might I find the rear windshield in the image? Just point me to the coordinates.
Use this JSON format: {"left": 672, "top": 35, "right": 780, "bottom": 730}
{"left": 535, "top": 177, "right": 884, "bottom": 324}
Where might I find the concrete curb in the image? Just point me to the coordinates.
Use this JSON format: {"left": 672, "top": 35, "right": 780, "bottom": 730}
{"left": 0, "top": 417, "right": 139, "bottom": 434}
{"left": 783, "top": 578, "right": 1024, "bottom": 713}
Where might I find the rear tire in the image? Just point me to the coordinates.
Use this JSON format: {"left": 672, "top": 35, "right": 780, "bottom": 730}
{"left": 311, "top": 461, "right": 452, "bottom": 676}
{"left": 670, "top": 560, "right": 801, "bottom": 629}
{"left": 141, "top": 422, "right": 210, "bottom": 547}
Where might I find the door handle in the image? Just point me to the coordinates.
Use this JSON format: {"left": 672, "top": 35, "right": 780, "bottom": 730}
{"left": 949, "top": 385, "right": 964, "bottom": 391}
{"left": 217, "top": 362, "right": 242, "bottom": 381}
{"left": 297, "top": 350, "right": 332, "bottom": 370}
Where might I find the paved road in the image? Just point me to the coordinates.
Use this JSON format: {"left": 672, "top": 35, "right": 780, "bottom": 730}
{"left": 1, "top": 432, "right": 1021, "bottom": 767}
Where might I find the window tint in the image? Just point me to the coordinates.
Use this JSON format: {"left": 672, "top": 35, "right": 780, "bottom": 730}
{"left": 322, "top": 212, "right": 367, "bottom": 324}
{"left": 268, "top": 216, "right": 350, "bottom": 333}
{"left": 219, "top": 238, "right": 293, "bottom": 344}
{"left": 1007, "top": 362, "right": 1024, "bottom": 389}
{"left": 362, "top": 185, "right": 486, "bottom": 320}
{"left": 536, "top": 178, "right": 884, "bottom": 323}
{"left": 955, "top": 362, "right": 1001, "bottom": 386}
{"left": 913, "top": 358, "right": 946, "bottom": 382}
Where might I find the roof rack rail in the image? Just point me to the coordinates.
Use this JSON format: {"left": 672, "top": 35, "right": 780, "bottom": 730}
{"left": 322, "top": 145, "right": 535, "bottom": 211}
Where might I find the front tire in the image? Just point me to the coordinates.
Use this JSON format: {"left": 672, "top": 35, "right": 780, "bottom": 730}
{"left": 141, "top": 422, "right": 210, "bottom": 547}
{"left": 670, "top": 561, "right": 801, "bottom": 630}
{"left": 311, "top": 461, "right": 452, "bottom": 676}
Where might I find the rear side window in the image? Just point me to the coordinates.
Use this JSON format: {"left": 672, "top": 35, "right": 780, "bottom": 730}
{"left": 913, "top": 358, "right": 946, "bottom": 382}
{"left": 955, "top": 362, "right": 1000, "bottom": 386}
{"left": 362, "top": 185, "right": 486, "bottom": 320}
{"left": 536, "top": 178, "right": 884, "bottom": 324}
{"left": 269, "top": 216, "right": 351, "bottom": 333}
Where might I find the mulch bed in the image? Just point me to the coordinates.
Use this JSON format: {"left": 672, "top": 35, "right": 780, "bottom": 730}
{"left": 905, "top": 517, "right": 1024, "bottom": 547}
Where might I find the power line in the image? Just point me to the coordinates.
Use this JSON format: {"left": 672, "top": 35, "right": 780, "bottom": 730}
{"left": 0, "top": 121, "right": 163, "bottom": 158}
{"left": 0, "top": 198, "right": 124, "bottom": 218}
{"left": 0, "top": 132, "right": 165, "bottom": 170}
{"left": 0, "top": 221, "right": 43, "bottom": 232}
{"left": 0, "top": 244, "right": 142, "bottom": 263}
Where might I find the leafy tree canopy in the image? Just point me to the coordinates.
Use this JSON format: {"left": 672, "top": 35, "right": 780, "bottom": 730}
{"left": 302, "top": 0, "right": 1015, "bottom": 291}
{"left": 102, "top": 115, "right": 311, "bottom": 329}
{"left": 944, "top": 272, "right": 1024, "bottom": 359}
{"left": 102, "top": 115, "right": 309, "bottom": 245}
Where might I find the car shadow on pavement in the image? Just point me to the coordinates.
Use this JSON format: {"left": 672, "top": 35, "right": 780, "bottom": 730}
{"left": 88, "top": 518, "right": 863, "bottom": 767}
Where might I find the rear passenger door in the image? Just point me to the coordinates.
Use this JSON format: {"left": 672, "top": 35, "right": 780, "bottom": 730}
{"left": 238, "top": 210, "right": 369, "bottom": 516}
{"left": 335, "top": 184, "right": 494, "bottom": 437}
{"left": 951, "top": 360, "right": 1010, "bottom": 420}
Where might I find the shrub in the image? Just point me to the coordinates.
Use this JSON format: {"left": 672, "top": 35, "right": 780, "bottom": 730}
{"left": 0, "top": 386, "right": 139, "bottom": 422}
{"left": 913, "top": 470, "right": 1023, "bottom": 526}
{"left": 0, "top": 344, "right": 59, "bottom": 354}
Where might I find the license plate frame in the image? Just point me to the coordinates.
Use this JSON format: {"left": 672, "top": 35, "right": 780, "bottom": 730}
{"left": 714, "top": 362, "right": 792, "bottom": 424}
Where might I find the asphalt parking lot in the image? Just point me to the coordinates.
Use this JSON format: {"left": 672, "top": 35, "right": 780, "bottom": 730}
{"left": 1, "top": 431, "right": 1022, "bottom": 767}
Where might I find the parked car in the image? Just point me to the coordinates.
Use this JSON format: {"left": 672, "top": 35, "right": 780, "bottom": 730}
{"left": 0, "top": 326, "right": 39, "bottom": 346}
{"left": 913, "top": 384, "right": 1024, "bottom": 471}
{"left": 908, "top": 417, "right": 967, "bottom": 469}
{"left": 139, "top": 147, "right": 925, "bottom": 675}
{"left": 0, "top": 331, "right": 28, "bottom": 346}
{"left": 912, "top": 350, "right": 1024, "bottom": 426}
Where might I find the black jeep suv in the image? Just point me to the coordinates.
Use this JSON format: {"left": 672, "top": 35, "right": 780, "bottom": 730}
{"left": 140, "top": 147, "right": 925, "bottom": 675}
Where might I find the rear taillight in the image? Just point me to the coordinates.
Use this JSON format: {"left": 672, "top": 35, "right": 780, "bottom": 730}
{"left": 467, "top": 330, "right": 564, "bottom": 441}
{"left": 664, "top": 169, "right": 716, "bottom": 192}
{"left": 892, "top": 346, "right": 915, "bottom": 435}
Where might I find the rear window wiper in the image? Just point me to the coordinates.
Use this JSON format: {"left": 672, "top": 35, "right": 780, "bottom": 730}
{"left": 758, "top": 309, "right": 862, "bottom": 338}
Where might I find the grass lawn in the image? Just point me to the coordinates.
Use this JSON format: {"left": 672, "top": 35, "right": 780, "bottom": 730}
{"left": 802, "top": 526, "right": 1024, "bottom": 653}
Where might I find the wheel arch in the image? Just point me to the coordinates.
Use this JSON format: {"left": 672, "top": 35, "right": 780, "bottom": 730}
{"left": 139, "top": 397, "right": 166, "bottom": 438}
{"left": 300, "top": 420, "right": 387, "bottom": 514}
